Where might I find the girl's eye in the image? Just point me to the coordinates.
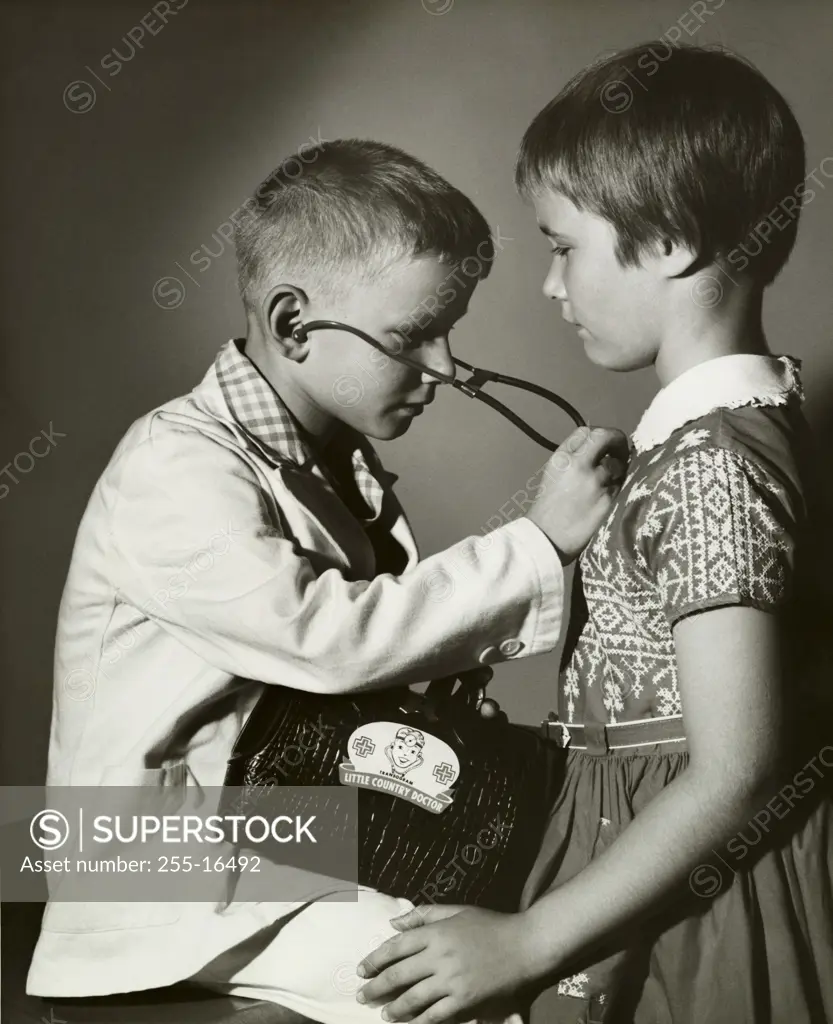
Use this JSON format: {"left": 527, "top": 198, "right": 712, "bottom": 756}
{"left": 551, "top": 245, "right": 571, "bottom": 257}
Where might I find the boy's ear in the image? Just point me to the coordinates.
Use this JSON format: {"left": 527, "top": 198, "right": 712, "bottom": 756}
{"left": 657, "top": 237, "right": 702, "bottom": 279}
{"left": 265, "top": 285, "right": 309, "bottom": 361}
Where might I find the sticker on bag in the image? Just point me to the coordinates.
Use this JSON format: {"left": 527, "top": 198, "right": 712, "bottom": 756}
{"left": 339, "top": 721, "right": 460, "bottom": 814}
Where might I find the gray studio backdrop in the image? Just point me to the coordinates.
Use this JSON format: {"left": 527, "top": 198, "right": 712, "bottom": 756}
{"left": 3, "top": 0, "right": 833, "bottom": 784}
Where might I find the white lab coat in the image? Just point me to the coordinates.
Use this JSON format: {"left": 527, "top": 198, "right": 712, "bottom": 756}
{"left": 26, "top": 351, "right": 564, "bottom": 996}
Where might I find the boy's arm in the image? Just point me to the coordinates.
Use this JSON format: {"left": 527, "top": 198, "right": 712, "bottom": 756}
{"left": 109, "top": 428, "right": 568, "bottom": 692}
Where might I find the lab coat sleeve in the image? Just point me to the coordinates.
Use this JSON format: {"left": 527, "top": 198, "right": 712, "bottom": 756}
{"left": 109, "top": 427, "right": 564, "bottom": 692}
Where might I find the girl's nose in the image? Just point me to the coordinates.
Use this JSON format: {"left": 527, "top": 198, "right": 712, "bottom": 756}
{"left": 543, "top": 259, "right": 567, "bottom": 302}
{"left": 420, "top": 336, "right": 456, "bottom": 383}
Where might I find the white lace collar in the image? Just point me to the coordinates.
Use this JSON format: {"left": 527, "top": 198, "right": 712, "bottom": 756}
{"left": 631, "top": 354, "right": 803, "bottom": 454}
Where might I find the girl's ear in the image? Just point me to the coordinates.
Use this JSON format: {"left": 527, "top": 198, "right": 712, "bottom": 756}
{"left": 264, "top": 285, "right": 309, "bottom": 361}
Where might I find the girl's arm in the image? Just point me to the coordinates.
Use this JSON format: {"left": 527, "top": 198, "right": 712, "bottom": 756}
{"left": 520, "top": 602, "right": 784, "bottom": 970}
{"left": 356, "top": 604, "right": 785, "bottom": 1020}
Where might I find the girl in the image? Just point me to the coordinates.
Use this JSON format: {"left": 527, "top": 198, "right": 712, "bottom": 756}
{"left": 355, "top": 41, "right": 833, "bottom": 1023}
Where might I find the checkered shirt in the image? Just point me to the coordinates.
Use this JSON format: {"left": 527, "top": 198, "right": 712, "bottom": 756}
{"left": 214, "top": 339, "right": 386, "bottom": 521}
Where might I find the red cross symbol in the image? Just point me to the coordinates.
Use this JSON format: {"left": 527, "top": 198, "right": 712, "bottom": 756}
{"left": 352, "top": 735, "right": 375, "bottom": 758}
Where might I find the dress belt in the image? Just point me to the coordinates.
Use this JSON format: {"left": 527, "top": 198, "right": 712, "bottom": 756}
{"left": 539, "top": 713, "right": 687, "bottom": 754}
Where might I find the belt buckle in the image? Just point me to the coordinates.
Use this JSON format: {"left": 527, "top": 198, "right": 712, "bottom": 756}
{"left": 542, "top": 713, "right": 571, "bottom": 750}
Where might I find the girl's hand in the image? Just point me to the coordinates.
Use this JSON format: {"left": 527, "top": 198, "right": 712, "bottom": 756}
{"left": 387, "top": 903, "right": 468, "bottom": 931}
{"left": 355, "top": 907, "right": 536, "bottom": 1022}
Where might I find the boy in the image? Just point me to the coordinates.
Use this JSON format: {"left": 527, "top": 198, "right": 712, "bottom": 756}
{"left": 357, "top": 44, "right": 832, "bottom": 1024}
{"left": 26, "top": 139, "right": 627, "bottom": 1021}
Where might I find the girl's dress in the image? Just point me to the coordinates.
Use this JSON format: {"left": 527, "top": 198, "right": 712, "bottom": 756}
{"left": 521, "top": 354, "right": 833, "bottom": 1024}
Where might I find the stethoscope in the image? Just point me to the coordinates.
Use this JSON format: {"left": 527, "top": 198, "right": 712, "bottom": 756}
{"left": 293, "top": 320, "right": 586, "bottom": 451}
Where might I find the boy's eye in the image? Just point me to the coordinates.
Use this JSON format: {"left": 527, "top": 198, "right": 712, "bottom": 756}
{"left": 394, "top": 325, "right": 455, "bottom": 350}
{"left": 393, "top": 332, "right": 420, "bottom": 351}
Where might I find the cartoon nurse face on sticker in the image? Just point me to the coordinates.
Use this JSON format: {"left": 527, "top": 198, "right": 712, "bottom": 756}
{"left": 385, "top": 726, "right": 425, "bottom": 775}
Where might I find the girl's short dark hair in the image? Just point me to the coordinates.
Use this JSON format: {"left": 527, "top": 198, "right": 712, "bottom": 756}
{"left": 516, "top": 42, "right": 806, "bottom": 285}
{"left": 235, "top": 139, "right": 494, "bottom": 307}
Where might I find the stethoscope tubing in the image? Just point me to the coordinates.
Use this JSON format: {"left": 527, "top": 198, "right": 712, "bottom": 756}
{"left": 298, "top": 319, "right": 586, "bottom": 452}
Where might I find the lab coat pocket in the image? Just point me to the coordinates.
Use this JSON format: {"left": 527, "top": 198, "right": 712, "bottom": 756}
{"left": 100, "top": 759, "right": 189, "bottom": 788}
{"left": 41, "top": 763, "right": 188, "bottom": 932}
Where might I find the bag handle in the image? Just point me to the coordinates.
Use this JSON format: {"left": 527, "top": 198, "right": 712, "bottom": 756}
{"left": 425, "top": 669, "right": 496, "bottom": 714}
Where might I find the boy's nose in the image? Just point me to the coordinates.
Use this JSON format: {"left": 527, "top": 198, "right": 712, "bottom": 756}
{"left": 420, "top": 336, "right": 456, "bottom": 382}
{"left": 543, "top": 260, "right": 567, "bottom": 302}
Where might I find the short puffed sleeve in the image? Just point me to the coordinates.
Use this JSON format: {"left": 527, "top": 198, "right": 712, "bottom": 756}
{"left": 635, "top": 445, "right": 797, "bottom": 626}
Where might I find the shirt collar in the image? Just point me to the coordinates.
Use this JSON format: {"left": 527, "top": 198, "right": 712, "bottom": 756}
{"left": 214, "top": 338, "right": 311, "bottom": 467}
{"left": 212, "top": 339, "right": 387, "bottom": 521}
{"left": 631, "top": 354, "right": 804, "bottom": 454}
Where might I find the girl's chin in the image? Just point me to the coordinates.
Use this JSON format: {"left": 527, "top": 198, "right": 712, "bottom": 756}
{"left": 578, "top": 330, "right": 613, "bottom": 366}
{"left": 580, "top": 333, "right": 654, "bottom": 372}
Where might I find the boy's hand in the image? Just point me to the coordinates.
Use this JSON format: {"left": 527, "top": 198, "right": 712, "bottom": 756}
{"left": 356, "top": 907, "right": 534, "bottom": 1022}
{"left": 527, "top": 425, "right": 629, "bottom": 563}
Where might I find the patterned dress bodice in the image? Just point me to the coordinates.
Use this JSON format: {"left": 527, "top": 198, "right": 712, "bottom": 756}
{"left": 560, "top": 401, "right": 809, "bottom": 727}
